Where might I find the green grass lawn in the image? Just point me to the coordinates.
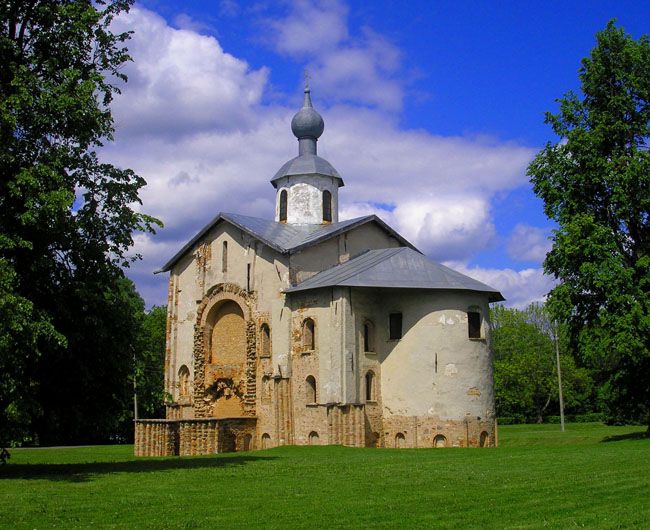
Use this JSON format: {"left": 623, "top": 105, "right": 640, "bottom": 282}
{"left": 1, "top": 423, "right": 648, "bottom": 529}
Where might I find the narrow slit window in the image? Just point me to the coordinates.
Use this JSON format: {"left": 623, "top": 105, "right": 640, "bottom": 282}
{"left": 306, "top": 375, "right": 317, "bottom": 403}
{"left": 322, "top": 190, "right": 332, "bottom": 222}
{"left": 247, "top": 263, "right": 251, "bottom": 291}
{"left": 260, "top": 324, "right": 271, "bottom": 357}
{"left": 222, "top": 241, "right": 228, "bottom": 273}
{"left": 389, "top": 313, "right": 402, "bottom": 340}
{"left": 468, "top": 311, "right": 481, "bottom": 339}
{"left": 363, "top": 320, "right": 375, "bottom": 352}
{"left": 302, "top": 318, "right": 315, "bottom": 351}
{"left": 178, "top": 365, "right": 190, "bottom": 397}
{"left": 279, "top": 190, "right": 288, "bottom": 222}
{"left": 365, "top": 371, "right": 375, "bottom": 401}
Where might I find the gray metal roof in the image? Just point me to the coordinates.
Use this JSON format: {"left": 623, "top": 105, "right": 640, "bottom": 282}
{"left": 285, "top": 247, "right": 505, "bottom": 302}
{"left": 270, "top": 154, "right": 344, "bottom": 188}
{"left": 157, "top": 213, "right": 417, "bottom": 273}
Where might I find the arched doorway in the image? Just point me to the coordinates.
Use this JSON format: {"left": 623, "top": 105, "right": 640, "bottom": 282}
{"left": 208, "top": 300, "right": 247, "bottom": 418}
{"left": 433, "top": 434, "right": 447, "bottom": 448}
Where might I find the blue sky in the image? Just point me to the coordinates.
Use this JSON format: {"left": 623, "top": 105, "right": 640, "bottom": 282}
{"left": 105, "top": 0, "right": 650, "bottom": 308}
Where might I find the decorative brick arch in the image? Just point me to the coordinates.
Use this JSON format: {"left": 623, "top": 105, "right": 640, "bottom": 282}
{"left": 192, "top": 283, "right": 257, "bottom": 418}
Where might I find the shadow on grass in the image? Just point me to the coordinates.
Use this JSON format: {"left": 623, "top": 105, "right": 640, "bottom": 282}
{"left": 601, "top": 431, "right": 649, "bottom": 443}
{"left": 0, "top": 454, "right": 277, "bottom": 483}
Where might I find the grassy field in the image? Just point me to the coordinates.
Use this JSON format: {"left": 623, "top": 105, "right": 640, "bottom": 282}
{"left": 1, "top": 423, "right": 648, "bottom": 529}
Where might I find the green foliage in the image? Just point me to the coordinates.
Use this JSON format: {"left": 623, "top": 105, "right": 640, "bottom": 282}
{"left": 528, "top": 21, "right": 650, "bottom": 427}
{"left": 134, "top": 305, "right": 167, "bottom": 419}
{"left": 1, "top": 424, "right": 649, "bottom": 528}
{"left": 0, "top": 1, "right": 161, "bottom": 448}
{"left": 491, "top": 303, "right": 593, "bottom": 423}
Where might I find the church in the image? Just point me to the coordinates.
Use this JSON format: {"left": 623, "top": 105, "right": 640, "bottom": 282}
{"left": 134, "top": 87, "right": 504, "bottom": 456}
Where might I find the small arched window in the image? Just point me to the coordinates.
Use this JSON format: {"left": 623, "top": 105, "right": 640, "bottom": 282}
{"left": 365, "top": 371, "right": 375, "bottom": 401}
{"left": 178, "top": 365, "right": 190, "bottom": 398}
{"left": 322, "top": 190, "right": 332, "bottom": 222}
{"left": 279, "top": 190, "right": 288, "bottom": 222}
{"left": 222, "top": 241, "right": 228, "bottom": 273}
{"left": 363, "top": 320, "right": 375, "bottom": 352}
{"left": 480, "top": 431, "right": 489, "bottom": 447}
{"left": 260, "top": 323, "right": 271, "bottom": 357}
{"left": 302, "top": 318, "right": 315, "bottom": 351}
{"left": 306, "top": 375, "right": 317, "bottom": 404}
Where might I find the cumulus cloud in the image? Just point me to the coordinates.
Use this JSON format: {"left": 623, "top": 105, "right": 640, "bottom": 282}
{"left": 111, "top": 8, "right": 269, "bottom": 138}
{"left": 507, "top": 223, "right": 552, "bottom": 262}
{"left": 449, "top": 264, "right": 557, "bottom": 309}
{"left": 261, "top": 0, "right": 404, "bottom": 111}
{"left": 103, "top": 5, "right": 540, "bottom": 308}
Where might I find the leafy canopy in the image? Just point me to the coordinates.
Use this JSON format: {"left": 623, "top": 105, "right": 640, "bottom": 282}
{"left": 491, "top": 303, "right": 593, "bottom": 423}
{"left": 0, "top": 0, "right": 160, "bottom": 447}
{"left": 528, "top": 21, "right": 650, "bottom": 427}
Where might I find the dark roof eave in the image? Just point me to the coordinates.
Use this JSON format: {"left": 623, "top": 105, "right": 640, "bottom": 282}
{"left": 270, "top": 173, "right": 345, "bottom": 189}
{"left": 285, "top": 283, "right": 505, "bottom": 302}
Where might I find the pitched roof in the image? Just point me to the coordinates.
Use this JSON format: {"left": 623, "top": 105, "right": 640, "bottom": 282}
{"left": 156, "top": 213, "right": 417, "bottom": 273}
{"left": 285, "top": 247, "right": 505, "bottom": 302}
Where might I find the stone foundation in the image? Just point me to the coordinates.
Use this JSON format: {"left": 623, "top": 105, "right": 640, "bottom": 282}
{"left": 134, "top": 417, "right": 256, "bottom": 456}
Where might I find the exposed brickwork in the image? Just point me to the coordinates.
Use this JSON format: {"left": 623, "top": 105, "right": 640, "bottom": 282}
{"left": 382, "top": 415, "right": 496, "bottom": 448}
{"left": 192, "top": 283, "right": 257, "bottom": 419}
{"left": 135, "top": 418, "right": 257, "bottom": 456}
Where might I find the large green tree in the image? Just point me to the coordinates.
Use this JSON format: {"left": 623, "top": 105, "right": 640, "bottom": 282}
{"left": 491, "top": 303, "right": 593, "bottom": 423}
{"left": 528, "top": 22, "right": 649, "bottom": 429}
{"left": 0, "top": 0, "right": 159, "bottom": 450}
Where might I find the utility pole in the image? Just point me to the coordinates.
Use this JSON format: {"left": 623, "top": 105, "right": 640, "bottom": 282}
{"left": 133, "top": 348, "right": 139, "bottom": 421}
{"left": 554, "top": 320, "right": 565, "bottom": 432}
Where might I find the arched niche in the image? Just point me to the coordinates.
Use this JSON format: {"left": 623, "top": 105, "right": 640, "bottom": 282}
{"left": 192, "top": 283, "right": 256, "bottom": 418}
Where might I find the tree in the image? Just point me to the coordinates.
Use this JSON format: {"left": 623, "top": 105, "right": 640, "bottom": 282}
{"left": 0, "top": 0, "right": 160, "bottom": 450}
{"left": 491, "top": 303, "right": 593, "bottom": 423}
{"left": 528, "top": 21, "right": 650, "bottom": 430}
{"left": 135, "top": 305, "right": 167, "bottom": 419}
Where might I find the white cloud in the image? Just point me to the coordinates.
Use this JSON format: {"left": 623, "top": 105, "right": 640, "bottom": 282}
{"left": 104, "top": 6, "right": 540, "bottom": 308}
{"left": 507, "top": 223, "right": 552, "bottom": 262}
{"left": 450, "top": 263, "right": 557, "bottom": 309}
{"left": 262, "top": 0, "right": 404, "bottom": 111}
{"left": 111, "top": 8, "right": 269, "bottom": 138}
{"left": 265, "top": 0, "right": 349, "bottom": 56}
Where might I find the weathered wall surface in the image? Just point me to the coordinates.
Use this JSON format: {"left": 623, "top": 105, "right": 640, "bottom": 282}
{"left": 145, "top": 214, "right": 498, "bottom": 456}
{"left": 166, "top": 222, "right": 290, "bottom": 410}
{"left": 274, "top": 174, "right": 340, "bottom": 224}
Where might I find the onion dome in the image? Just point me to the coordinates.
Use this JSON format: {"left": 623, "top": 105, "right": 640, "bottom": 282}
{"left": 291, "top": 86, "right": 324, "bottom": 140}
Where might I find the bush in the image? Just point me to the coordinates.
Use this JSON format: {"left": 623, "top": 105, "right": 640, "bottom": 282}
{"left": 546, "top": 413, "right": 604, "bottom": 424}
{"left": 498, "top": 415, "right": 527, "bottom": 425}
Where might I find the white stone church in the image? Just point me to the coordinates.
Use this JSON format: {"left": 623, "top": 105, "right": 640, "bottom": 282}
{"left": 134, "top": 87, "right": 504, "bottom": 456}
